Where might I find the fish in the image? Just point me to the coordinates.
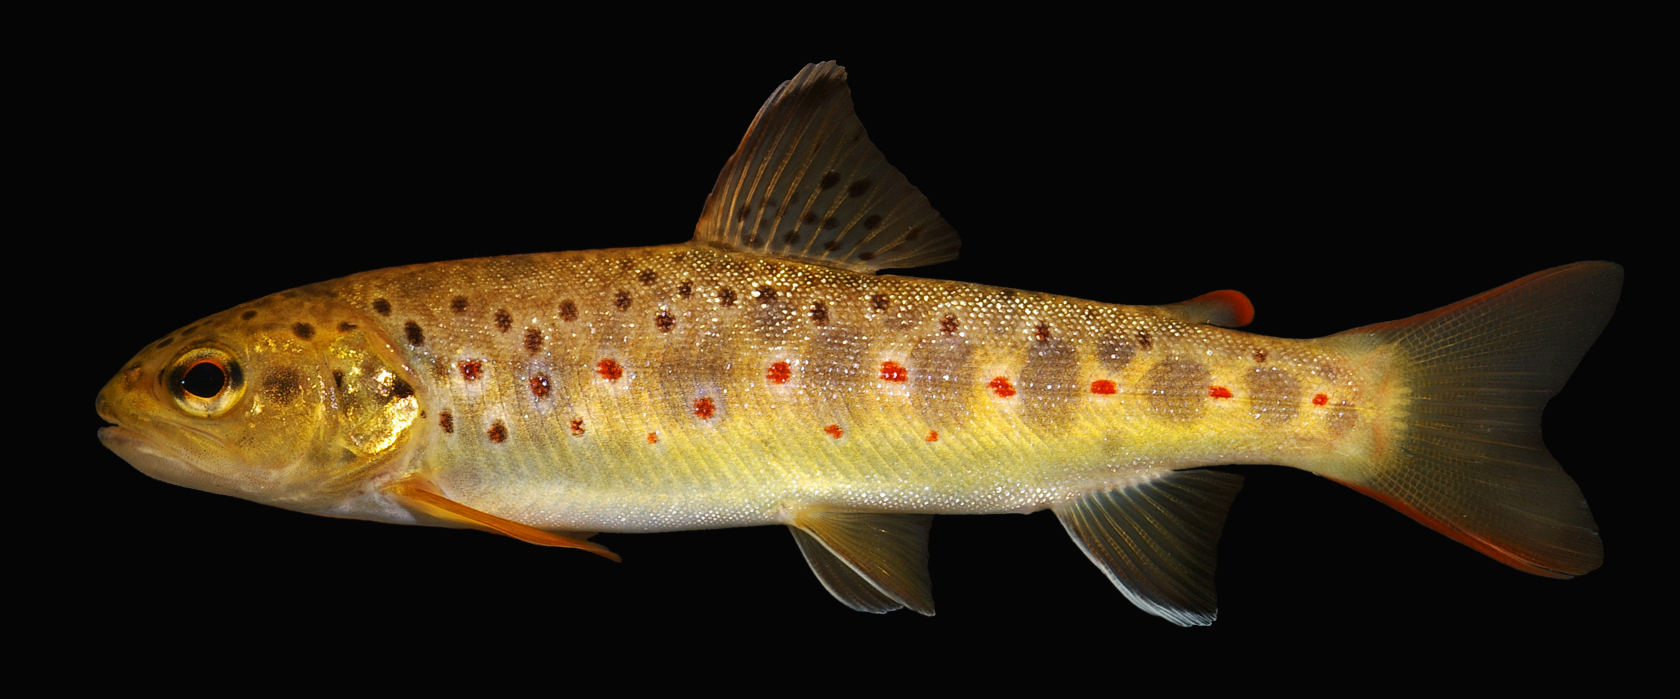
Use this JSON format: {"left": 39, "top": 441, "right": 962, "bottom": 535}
{"left": 94, "top": 60, "right": 1623, "bottom": 626}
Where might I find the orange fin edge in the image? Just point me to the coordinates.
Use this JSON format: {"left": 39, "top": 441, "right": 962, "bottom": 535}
{"left": 1167, "top": 289, "right": 1254, "bottom": 328}
{"left": 385, "top": 478, "right": 621, "bottom": 562}
{"left": 1330, "top": 477, "right": 1572, "bottom": 579}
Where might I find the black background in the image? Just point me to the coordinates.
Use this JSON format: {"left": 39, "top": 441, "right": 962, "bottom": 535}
{"left": 71, "top": 40, "right": 1655, "bottom": 677}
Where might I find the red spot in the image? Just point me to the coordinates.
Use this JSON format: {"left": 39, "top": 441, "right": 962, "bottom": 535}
{"left": 596, "top": 358, "right": 623, "bottom": 381}
{"left": 824, "top": 424, "right": 844, "bottom": 439}
{"left": 569, "top": 417, "right": 585, "bottom": 435}
{"left": 458, "top": 360, "right": 483, "bottom": 382}
{"left": 1313, "top": 393, "right": 1329, "bottom": 406}
{"left": 1253, "top": 348, "right": 1268, "bottom": 362}
{"left": 879, "top": 360, "right": 909, "bottom": 382}
{"left": 487, "top": 421, "right": 508, "bottom": 443}
{"left": 767, "top": 361, "right": 792, "bottom": 384}
{"left": 529, "top": 374, "right": 551, "bottom": 399}
{"left": 1090, "top": 380, "right": 1117, "bottom": 395}
{"left": 647, "top": 432, "right": 658, "bottom": 444}
{"left": 989, "top": 376, "right": 1017, "bottom": 398}
{"left": 925, "top": 430, "right": 939, "bottom": 442}
{"left": 1209, "top": 386, "right": 1233, "bottom": 399}
{"left": 693, "top": 397, "right": 716, "bottom": 420}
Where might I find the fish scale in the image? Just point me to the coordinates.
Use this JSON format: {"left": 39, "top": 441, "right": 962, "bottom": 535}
{"left": 97, "top": 61, "right": 1618, "bottom": 624}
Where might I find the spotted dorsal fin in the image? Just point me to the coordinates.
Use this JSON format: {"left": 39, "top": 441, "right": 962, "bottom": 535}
{"left": 692, "top": 61, "right": 961, "bottom": 274}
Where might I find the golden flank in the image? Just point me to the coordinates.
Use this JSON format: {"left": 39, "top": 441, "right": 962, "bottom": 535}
{"left": 96, "top": 62, "right": 1620, "bottom": 625}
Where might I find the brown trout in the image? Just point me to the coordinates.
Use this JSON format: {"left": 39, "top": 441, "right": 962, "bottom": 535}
{"left": 95, "top": 62, "right": 1621, "bottom": 625}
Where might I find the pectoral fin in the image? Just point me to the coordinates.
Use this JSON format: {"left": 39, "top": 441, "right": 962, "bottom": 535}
{"left": 1052, "top": 470, "right": 1243, "bottom": 626}
{"left": 385, "top": 477, "right": 621, "bottom": 562}
{"left": 792, "top": 510, "right": 935, "bottom": 615}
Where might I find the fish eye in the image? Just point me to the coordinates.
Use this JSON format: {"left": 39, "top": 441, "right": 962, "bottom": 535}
{"left": 182, "top": 361, "right": 226, "bottom": 398}
{"left": 165, "top": 346, "right": 245, "bottom": 417}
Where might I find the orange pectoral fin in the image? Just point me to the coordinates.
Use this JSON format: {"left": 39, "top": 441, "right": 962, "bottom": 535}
{"left": 385, "top": 478, "right": 621, "bottom": 562}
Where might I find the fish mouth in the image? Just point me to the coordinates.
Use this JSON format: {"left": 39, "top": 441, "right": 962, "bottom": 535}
{"left": 98, "top": 414, "right": 251, "bottom": 499}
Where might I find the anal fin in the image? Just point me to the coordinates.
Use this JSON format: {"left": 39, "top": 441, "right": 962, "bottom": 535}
{"left": 1052, "top": 470, "right": 1243, "bottom": 626}
{"left": 385, "top": 477, "right": 621, "bottom": 562}
{"left": 792, "top": 510, "right": 935, "bottom": 615}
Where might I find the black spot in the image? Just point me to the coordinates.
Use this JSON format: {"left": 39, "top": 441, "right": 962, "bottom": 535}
{"left": 240, "top": 310, "right": 258, "bottom": 321}
{"left": 756, "top": 285, "right": 778, "bottom": 302}
{"left": 439, "top": 411, "right": 454, "bottom": 434}
{"left": 941, "top": 315, "right": 959, "bottom": 335}
{"left": 822, "top": 216, "right": 839, "bottom": 229}
{"left": 523, "top": 328, "right": 543, "bottom": 354}
{"left": 1034, "top": 322, "right": 1051, "bottom": 342}
{"left": 871, "top": 294, "right": 890, "bottom": 312}
{"left": 678, "top": 281, "right": 694, "bottom": 299}
{"left": 155, "top": 337, "right": 174, "bottom": 349}
{"left": 810, "top": 301, "right": 829, "bottom": 326}
{"left": 494, "top": 309, "right": 513, "bottom": 333}
{"left": 655, "top": 310, "right": 677, "bottom": 333}
{"left": 261, "top": 367, "right": 305, "bottom": 404}
{"left": 338, "top": 321, "right": 357, "bottom": 332}
{"left": 614, "top": 291, "right": 632, "bottom": 312}
{"left": 1253, "top": 349, "right": 1268, "bottom": 362}
{"left": 847, "top": 179, "right": 872, "bottom": 197}
{"left": 863, "top": 214, "right": 883, "bottom": 230}
{"left": 639, "top": 269, "right": 658, "bottom": 285}
{"left": 1136, "top": 330, "right": 1153, "bottom": 351}
{"left": 737, "top": 206, "right": 751, "bottom": 221}
{"left": 332, "top": 369, "right": 345, "bottom": 392}
{"left": 373, "top": 299, "right": 392, "bottom": 316}
{"left": 800, "top": 212, "right": 817, "bottom": 225}
{"left": 718, "top": 287, "right": 736, "bottom": 307}
{"left": 560, "top": 300, "right": 578, "bottom": 322}
{"left": 390, "top": 378, "right": 414, "bottom": 400}
{"left": 784, "top": 230, "right": 800, "bottom": 244}
{"left": 450, "top": 296, "right": 469, "bottom": 313}
{"left": 820, "top": 171, "right": 840, "bottom": 190}
{"left": 858, "top": 251, "right": 876, "bottom": 261}
{"left": 404, "top": 321, "right": 424, "bottom": 346}
{"left": 292, "top": 322, "right": 315, "bottom": 340}
{"left": 825, "top": 241, "right": 842, "bottom": 251}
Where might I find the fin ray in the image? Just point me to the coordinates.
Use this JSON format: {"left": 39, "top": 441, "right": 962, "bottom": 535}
{"left": 1052, "top": 470, "right": 1243, "bottom": 627}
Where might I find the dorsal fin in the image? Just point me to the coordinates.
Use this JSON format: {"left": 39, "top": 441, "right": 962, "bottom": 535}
{"left": 691, "top": 61, "right": 961, "bottom": 274}
{"left": 1163, "top": 289, "right": 1254, "bottom": 327}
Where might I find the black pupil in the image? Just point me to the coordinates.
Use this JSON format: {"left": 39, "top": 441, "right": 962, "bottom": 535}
{"left": 182, "top": 361, "right": 227, "bottom": 398}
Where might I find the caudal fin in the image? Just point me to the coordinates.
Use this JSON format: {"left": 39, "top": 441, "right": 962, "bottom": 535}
{"left": 1322, "top": 262, "right": 1621, "bottom": 578}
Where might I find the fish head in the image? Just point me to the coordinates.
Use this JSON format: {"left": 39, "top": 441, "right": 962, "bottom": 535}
{"left": 97, "top": 288, "right": 424, "bottom": 514}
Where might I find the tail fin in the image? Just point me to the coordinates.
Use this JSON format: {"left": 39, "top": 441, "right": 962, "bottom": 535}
{"left": 1322, "top": 262, "right": 1622, "bottom": 578}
